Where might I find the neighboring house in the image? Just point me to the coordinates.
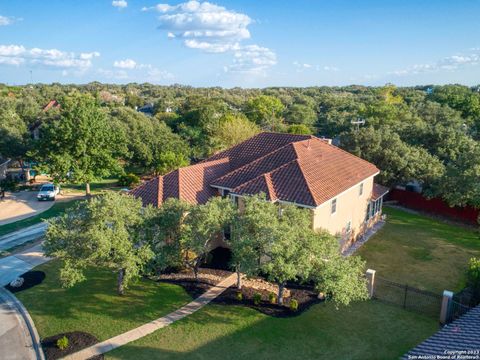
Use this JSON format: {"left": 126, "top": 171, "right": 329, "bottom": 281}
{"left": 404, "top": 305, "right": 480, "bottom": 358}
{"left": 137, "top": 103, "right": 155, "bottom": 116}
{"left": 0, "top": 158, "right": 10, "bottom": 181}
{"left": 30, "top": 100, "right": 60, "bottom": 140}
{"left": 131, "top": 132, "right": 388, "bottom": 251}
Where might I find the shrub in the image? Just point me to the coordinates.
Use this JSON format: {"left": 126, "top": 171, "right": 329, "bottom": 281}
{"left": 253, "top": 292, "right": 261, "bottom": 305}
{"left": 0, "top": 178, "right": 18, "bottom": 192}
{"left": 236, "top": 291, "right": 243, "bottom": 301}
{"left": 56, "top": 336, "right": 69, "bottom": 351}
{"left": 289, "top": 299, "right": 299, "bottom": 312}
{"left": 118, "top": 173, "right": 140, "bottom": 188}
{"left": 268, "top": 292, "right": 276, "bottom": 304}
{"left": 466, "top": 257, "right": 480, "bottom": 303}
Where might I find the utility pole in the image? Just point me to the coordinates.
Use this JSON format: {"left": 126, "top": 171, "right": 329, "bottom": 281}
{"left": 351, "top": 117, "right": 365, "bottom": 132}
{"left": 271, "top": 109, "right": 275, "bottom": 132}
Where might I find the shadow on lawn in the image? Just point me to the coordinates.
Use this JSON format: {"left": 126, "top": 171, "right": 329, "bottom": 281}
{"left": 18, "top": 264, "right": 192, "bottom": 325}
{"left": 107, "top": 300, "right": 438, "bottom": 360}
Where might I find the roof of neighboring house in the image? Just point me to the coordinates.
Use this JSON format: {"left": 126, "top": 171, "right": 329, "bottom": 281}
{"left": 372, "top": 183, "right": 389, "bottom": 200}
{"left": 131, "top": 132, "right": 380, "bottom": 207}
{"left": 43, "top": 100, "right": 60, "bottom": 112}
{"left": 403, "top": 305, "right": 480, "bottom": 358}
{"left": 30, "top": 100, "right": 61, "bottom": 132}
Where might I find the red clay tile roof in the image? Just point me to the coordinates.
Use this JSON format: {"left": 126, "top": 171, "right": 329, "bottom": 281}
{"left": 204, "top": 132, "right": 313, "bottom": 171}
{"left": 130, "top": 132, "right": 380, "bottom": 207}
{"left": 130, "top": 158, "right": 230, "bottom": 206}
{"left": 372, "top": 183, "right": 389, "bottom": 200}
{"left": 43, "top": 100, "right": 60, "bottom": 112}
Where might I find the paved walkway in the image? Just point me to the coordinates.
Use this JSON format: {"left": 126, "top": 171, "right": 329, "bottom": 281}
{"left": 0, "top": 288, "right": 44, "bottom": 360}
{"left": 0, "top": 223, "right": 48, "bottom": 253}
{"left": 342, "top": 219, "right": 386, "bottom": 256}
{"left": 65, "top": 273, "right": 237, "bottom": 360}
{"left": 0, "top": 243, "right": 50, "bottom": 286}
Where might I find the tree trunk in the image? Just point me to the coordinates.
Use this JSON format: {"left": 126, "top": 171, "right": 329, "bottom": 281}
{"left": 85, "top": 182, "right": 91, "bottom": 197}
{"left": 193, "top": 260, "right": 200, "bottom": 281}
{"left": 278, "top": 283, "right": 285, "bottom": 305}
{"left": 236, "top": 267, "right": 242, "bottom": 289}
{"left": 117, "top": 268, "right": 125, "bottom": 295}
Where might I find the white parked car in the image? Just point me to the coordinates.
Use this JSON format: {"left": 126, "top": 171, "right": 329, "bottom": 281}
{"left": 37, "top": 183, "right": 60, "bottom": 201}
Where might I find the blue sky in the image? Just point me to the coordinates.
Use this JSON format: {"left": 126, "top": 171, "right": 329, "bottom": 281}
{"left": 0, "top": 0, "right": 479, "bottom": 87}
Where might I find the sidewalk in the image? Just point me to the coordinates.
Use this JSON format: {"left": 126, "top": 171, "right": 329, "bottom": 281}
{"left": 65, "top": 273, "right": 237, "bottom": 360}
{"left": 0, "top": 223, "right": 47, "bottom": 253}
{"left": 0, "top": 243, "right": 50, "bottom": 286}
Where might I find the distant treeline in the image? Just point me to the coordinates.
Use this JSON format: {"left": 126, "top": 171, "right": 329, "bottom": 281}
{"left": 1, "top": 83, "right": 479, "bottom": 207}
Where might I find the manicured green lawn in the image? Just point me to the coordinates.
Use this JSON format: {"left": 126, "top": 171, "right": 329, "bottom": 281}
{"left": 358, "top": 207, "right": 480, "bottom": 293}
{"left": 107, "top": 301, "right": 437, "bottom": 360}
{"left": 0, "top": 200, "right": 80, "bottom": 237}
{"left": 61, "top": 178, "right": 121, "bottom": 195}
{"left": 19, "top": 206, "right": 464, "bottom": 359}
{"left": 16, "top": 260, "right": 192, "bottom": 341}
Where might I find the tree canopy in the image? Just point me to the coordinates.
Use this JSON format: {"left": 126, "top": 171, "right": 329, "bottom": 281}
{"left": 44, "top": 192, "right": 153, "bottom": 295}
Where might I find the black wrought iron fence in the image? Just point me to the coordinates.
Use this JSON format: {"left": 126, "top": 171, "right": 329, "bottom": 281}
{"left": 445, "top": 288, "right": 475, "bottom": 323}
{"left": 373, "top": 277, "right": 442, "bottom": 318}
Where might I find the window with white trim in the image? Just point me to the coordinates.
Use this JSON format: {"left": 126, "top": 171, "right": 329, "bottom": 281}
{"left": 331, "top": 198, "right": 337, "bottom": 214}
{"left": 359, "top": 183, "right": 364, "bottom": 196}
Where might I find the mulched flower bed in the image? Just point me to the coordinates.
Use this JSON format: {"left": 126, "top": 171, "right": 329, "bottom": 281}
{"left": 158, "top": 278, "right": 322, "bottom": 318}
{"left": 41, "top": 331, "right": 103, "bottom": 360}
{"left": 160, "top": 279, "right": 214, "bottom": 298}
{"left": 4, "top": 271, "right": 46, "bottom": 293}
{"left": 213, "top": 285, "right": 322, "bottom": 318}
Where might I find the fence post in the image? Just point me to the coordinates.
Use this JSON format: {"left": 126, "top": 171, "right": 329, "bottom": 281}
{"left": 439, "top": 290, "right": 453, "bottom": 325}
{"left": 366, "top": 269, "right": 376, "bottom": 298}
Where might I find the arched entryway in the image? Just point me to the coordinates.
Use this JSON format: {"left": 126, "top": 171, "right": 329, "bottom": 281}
{"left": 204, "top": 246, "right": 232, "bottom": 270}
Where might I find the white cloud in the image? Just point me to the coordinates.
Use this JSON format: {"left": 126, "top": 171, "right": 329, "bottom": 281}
{"left": 98, "top": 68, "right": 129, "bottom": 80}
{"left": 293, "top": 62, "right": 340, "bottom": 73}
{"left": 323, "top": 65, "right": 339, "bottom": 72}
{"left": 112, "top": 0, "right": 128, "bottom": 8}
{"left": 0, "top": 15, "right": 15, "bottom": 26}
{"left": 145, "top": 0, "right": 251, "bottom": 52}
{"left": 293, "top": 61, "right": 312, "bottom": 71}
{"left": 113, "top": 58, "right": 137, "bottom": 69}
{"left": 225, "top": 45, "right": 276, "bottom": 74}
{"left": 102, "top": 60, "right": 174, "bottom": 82}
{"left": 392, "top": 50, "right": 480, "bottom": 76}
{"left": 0, "top": 44, "right": 100, "bottom": 70}
{"left": 144, "top": 1, "right": 276, "bottom": 74}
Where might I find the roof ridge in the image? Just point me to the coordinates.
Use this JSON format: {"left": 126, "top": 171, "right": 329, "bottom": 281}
{"left": 211, "top": 142, "right": 298, "bottom": 184}
{"left": 310, "top": 137, "right": 379, "bottom": 170}
{"left": 200, "top": 132, "right": 313, "bottom": 164}
{"left": 177, "top": 168, "right": 182, "bottom": 200}
{"left": 263, "top": 173, "right": 277, "bottom": 201}
{"left": 291, "top": 142, "right": 321, "bottom": 205}
{"left": 232, "top": 158, "right": 298, "bottom": 193}
{"left": 157, "top": 176, "right": 163, "bottom": 206}
{"left": 212, "top": 136, "right": 318, "bottom": 185}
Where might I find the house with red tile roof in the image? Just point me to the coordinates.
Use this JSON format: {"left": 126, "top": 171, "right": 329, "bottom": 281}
{"left": 30, "top": 100, "right": 61, "bottom": 140}
{"left": 131, "top": 132, "right": 388, "bottom": 251}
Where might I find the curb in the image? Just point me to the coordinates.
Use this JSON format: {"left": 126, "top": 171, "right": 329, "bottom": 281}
{"left": 0, "top": 287, "right": 45, "bottom": 360}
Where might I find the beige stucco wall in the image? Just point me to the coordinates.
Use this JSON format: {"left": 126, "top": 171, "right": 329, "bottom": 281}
{"left": 312, "top": 176, "right": 375, "bottom": 240}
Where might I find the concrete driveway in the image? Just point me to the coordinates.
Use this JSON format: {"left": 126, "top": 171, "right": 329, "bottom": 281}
{"left": 0, "top": 191, "right": 55, "bottom": 226}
